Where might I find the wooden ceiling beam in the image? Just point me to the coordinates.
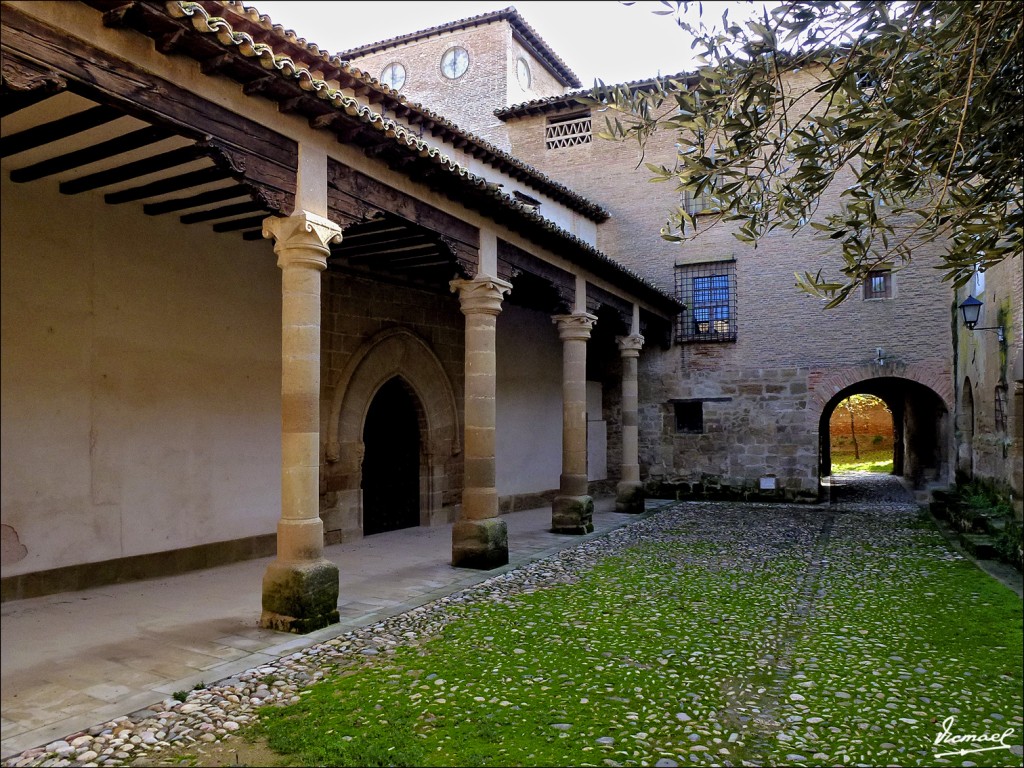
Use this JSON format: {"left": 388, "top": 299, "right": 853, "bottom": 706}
{"left": 8, "top": 125, "right": 171, "bottom": 183}
{"left": 179, "top": 200, "right": 265, "bottom": 224}
{"left": 212, "top": 214, "right": 267, "bottom": 232}
{"left": 143, "top": 184, "right": 250, "bottom": 215}
{"left": 105, "top": 166, "right": 227, "bottom": 204}
{"left": 59, "top": 145, "right": 207, "bottom": 195}
{"left": 0, "top": 104, "right": 122, "bottom": 158}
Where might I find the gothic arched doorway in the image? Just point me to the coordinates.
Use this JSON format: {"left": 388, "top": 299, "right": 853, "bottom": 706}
{"left": 362, "top": 377, "right": 421, "bottom": 535}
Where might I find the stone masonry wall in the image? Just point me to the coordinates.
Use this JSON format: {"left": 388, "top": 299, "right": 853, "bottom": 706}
{"left": 504, "top": 70, "right": 955, "bottom": 500}
{"left": 319, "top": 272, "right": 466, "bottom": 537}
{"left": 955, "top": 254, "right": 1024, "bottom": 503}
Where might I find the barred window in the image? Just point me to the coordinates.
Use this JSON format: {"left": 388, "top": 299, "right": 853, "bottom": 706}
{"left": 675, "top": 260, "right": 737, "bottom": 342}
{"left": 545, "top": 112, "right": 591, "bottom": 149}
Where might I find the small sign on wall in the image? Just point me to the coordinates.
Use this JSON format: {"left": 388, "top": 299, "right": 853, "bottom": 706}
{"left": 759, "top": 476, "right": 777, "bottom": 491}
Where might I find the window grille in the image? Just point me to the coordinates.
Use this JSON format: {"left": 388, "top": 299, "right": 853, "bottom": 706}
{"left": 675, "top": 260, "right": 737, "bottom": 342}
{"left": 545, "top": 113, "right": 592, "bottom": 149}
{"left": 863, "top": 268, "right": 893, "bottom": 300}
{"left": 681, "top": 181, "right": 719, "bottom": 215}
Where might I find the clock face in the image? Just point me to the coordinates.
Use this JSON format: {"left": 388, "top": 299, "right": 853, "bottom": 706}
{"left": 440, "top": 46, "right": 469, "bottom": 79}
{"left": 516, "top": 57, "right": 531, "bottom": 89}
{"left": 380, "top": 62, "right": 406, "bottom": 91}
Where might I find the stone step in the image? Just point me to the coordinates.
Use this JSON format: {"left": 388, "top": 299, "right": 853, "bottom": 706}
{"left": 960, "top": 533, "right": 998, "bottom": 560}
{"left": 983, "top": 516, "right": 1008, "bottom": 534}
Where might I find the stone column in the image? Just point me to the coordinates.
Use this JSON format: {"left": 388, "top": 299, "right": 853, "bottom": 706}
{"left": 450, "top": 276, "right": 513, "bottom": 569}
{"left": 616, "top": 334, "right": 645, "bottom": 513}
{"left": 259, "top": 212, "right": 341, "bottom": 633}
{"left": 552, "top": 312, "right": 598, "bottom": 534}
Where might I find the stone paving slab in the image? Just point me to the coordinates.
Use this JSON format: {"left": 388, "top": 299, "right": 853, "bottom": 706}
{"left": 0, "top": 499, "right": 649, "bottom": 759}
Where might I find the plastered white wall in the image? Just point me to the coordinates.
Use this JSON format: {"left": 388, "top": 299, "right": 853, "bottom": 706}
{"left": 495, "top": 304, "right": 562, "bottom": 494}
{"left": 1, "top": 177, "right": 282, "bottom": 576}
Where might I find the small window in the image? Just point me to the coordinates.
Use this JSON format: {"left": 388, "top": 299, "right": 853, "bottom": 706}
{"left": 545, "top": 112, "right": 591, "bottom": 149}
{"left": 675, "top": 401, "right": 703, "bottom": 433}
{"left": 380, "top": 62, "right": 406, "bottom": 91}
{"left": 681, "top": 180, "right": 720, "bottom": 215}
{"left": 675, "top": 260, "right": 737, "bottom": 343}
{"left": 863, "top": 269, "right": 893, "bottom": 300}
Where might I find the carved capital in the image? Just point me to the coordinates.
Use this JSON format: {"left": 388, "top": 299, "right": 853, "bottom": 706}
{"left": 616, "top": 334, "right": 645, "bottom": 357}
{"left": 450, "top": 276, "right": 513, "bottom": 317}
{"left": 263, "top": 212, "right": 342, "bottom": 270}
{"left": 553, "top": 312, "right": 598, "bottom": 342}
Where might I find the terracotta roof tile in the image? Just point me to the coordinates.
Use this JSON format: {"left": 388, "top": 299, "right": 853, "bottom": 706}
{"left": 163, "top": 1, "right": 679, "bottom": 310}
{"left": 195, "top": 2, "right": 608, "bottom": 222}
{"left": 496, "top": 71, "right": 696, "bottom": 119}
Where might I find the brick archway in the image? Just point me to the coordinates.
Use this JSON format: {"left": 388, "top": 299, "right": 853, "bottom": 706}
{"left": 808, "top": 361, "right": 953, "bottom": 417}
{"left": 322, "top": 328, "right": 461, "bottom": 540}
{"left": 811, "top": 363, "right": 953, "bottom": 487}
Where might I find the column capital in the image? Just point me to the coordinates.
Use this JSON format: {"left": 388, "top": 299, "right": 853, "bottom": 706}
{"left": 450, "top": 276, "right": 513, "bottom": 316}
{"left": 553, "top": 312, "right": 598, "bottom": 341}
{"left": 616, "top": 333, "right": 645, "bottom": 356}
{"left": 263, "top": 211, "right": 342, "bottom": 270}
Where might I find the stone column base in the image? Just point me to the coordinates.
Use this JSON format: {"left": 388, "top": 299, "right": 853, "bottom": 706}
{"left": 452, "top": 518, "right": 508, "bottom": 570}
{"left": 259, "top": 559, "right": 340, "bottom": 634}
{"left": 615, "top": 482, "right": 645, "bottom": 514}
{"left": 552, "top": 495, "right": 594, "bottom": 534}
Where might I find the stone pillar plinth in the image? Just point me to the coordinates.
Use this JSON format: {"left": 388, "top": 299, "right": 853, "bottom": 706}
{"left": 259, "top": 212, "right": 341, "bottom": 633}
{"left": 552, "top": 313, "right": 598, "bottom": 534}
{"left": 616, "top": 334, "right": 645, "bottom": 513}
{"left": 450, "top": 276, "right": 512, "bottom": 569}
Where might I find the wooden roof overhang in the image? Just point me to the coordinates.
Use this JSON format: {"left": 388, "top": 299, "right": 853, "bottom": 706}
{"left": 90, "top": 0, "right": 609, "bottom": 223}
{"left": 1, "top": 1, "right": 680, "bottom": 323}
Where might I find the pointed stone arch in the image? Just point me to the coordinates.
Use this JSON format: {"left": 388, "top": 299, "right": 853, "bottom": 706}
{"left": 322, "top": 328, "right": 461, "bottom": 540}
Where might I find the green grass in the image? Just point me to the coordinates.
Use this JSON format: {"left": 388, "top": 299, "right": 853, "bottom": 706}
{"left": 246, "top": 508, "right": 1023, "bottom": 767}
{"left": 831, "top": 446, "right": 894, "bottom": 474}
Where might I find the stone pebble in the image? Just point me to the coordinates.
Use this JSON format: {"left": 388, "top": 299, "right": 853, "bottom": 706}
{"left": 4, "top": 486, "right": 1019, "bottom": 767}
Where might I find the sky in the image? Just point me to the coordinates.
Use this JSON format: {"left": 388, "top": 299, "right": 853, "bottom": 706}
{"left": 244, "top": 1, "right": 733, "bottom": 86}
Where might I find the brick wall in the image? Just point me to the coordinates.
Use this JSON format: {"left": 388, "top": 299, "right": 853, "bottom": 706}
{"left": 348, "top": 21, "right": 566, "bottom": 152}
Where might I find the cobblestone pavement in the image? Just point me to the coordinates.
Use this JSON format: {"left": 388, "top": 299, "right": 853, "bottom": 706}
{"left": 3, "top": 477, "right": 1022, "bottom": 767}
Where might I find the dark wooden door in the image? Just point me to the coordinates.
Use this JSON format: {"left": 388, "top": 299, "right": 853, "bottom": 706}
{"left": 362, "top": 377, "right": 420, "bottom": 535}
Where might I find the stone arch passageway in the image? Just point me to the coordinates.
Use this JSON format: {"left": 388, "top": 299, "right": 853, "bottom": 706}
{"left": 816, "top": 375, "right": 951, "bottom": 489}
{"left": 322, "top": 328, "right": 461, "bottom": 539}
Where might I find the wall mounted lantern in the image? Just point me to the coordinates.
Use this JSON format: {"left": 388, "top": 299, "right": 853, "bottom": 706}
{"left": 958, "top": 295, "right": 1005, "bottom": 342}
